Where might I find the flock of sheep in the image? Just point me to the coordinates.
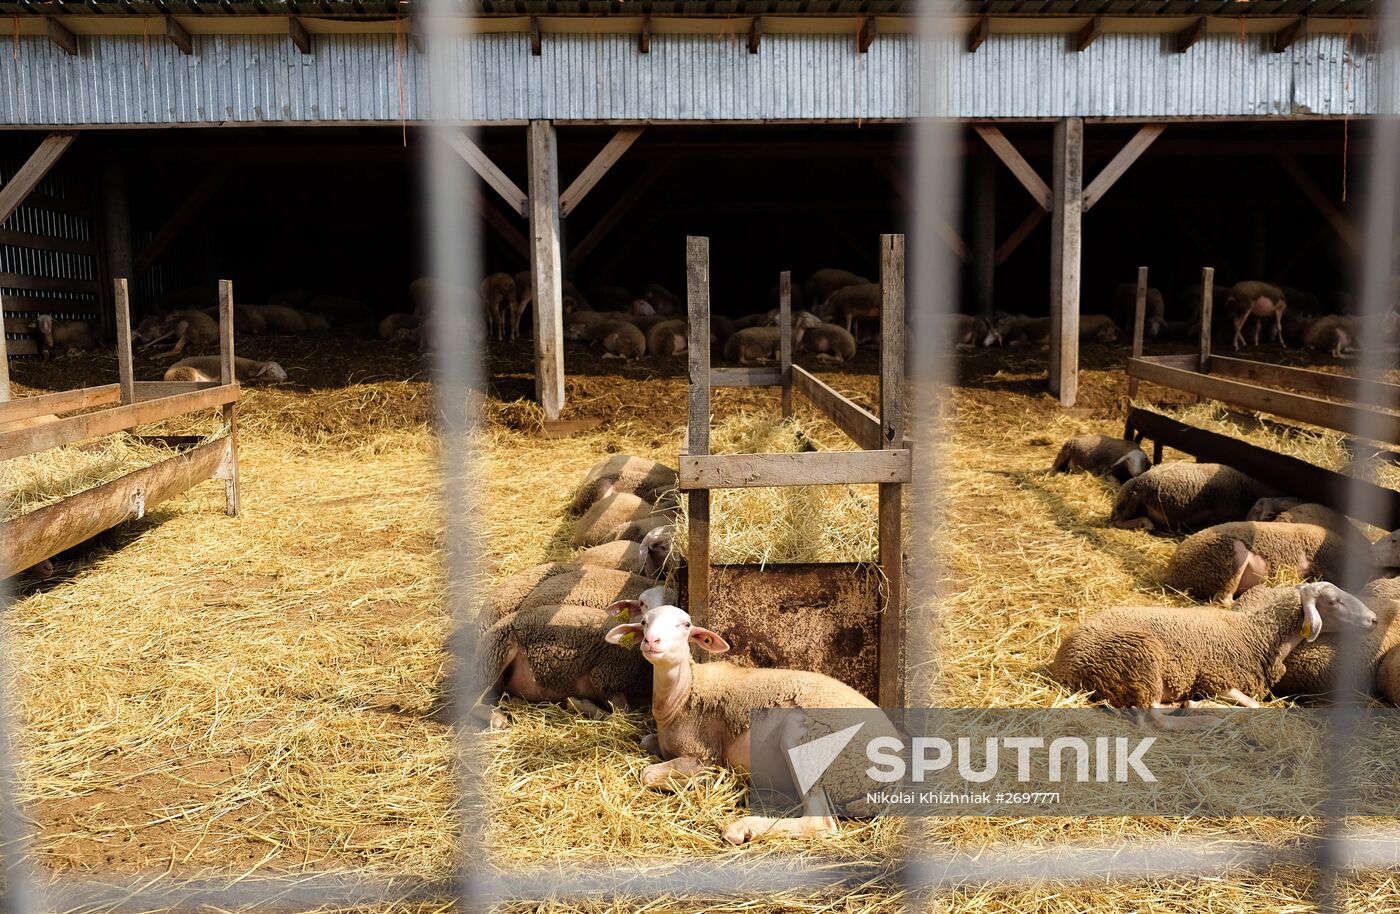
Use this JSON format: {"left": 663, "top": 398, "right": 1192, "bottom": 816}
{"left": 472, "top": 454, "right": 889, "bottom": 845}
{"left": 1047, "top": 434, "right": 1400, "bottom": 727}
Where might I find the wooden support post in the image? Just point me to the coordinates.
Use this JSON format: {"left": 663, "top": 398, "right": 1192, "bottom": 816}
{"left": 218, "top": 279, "right": 239, "bottom": 516}
{"left": 0, "top": 132, "right": 78, "bottom": 225}
{"left": 46, "top": 19, "right": 77, "bottom": 55}
{"left": 686, "top": 236, "right": 712, "bottom": 632}
{"left": 0, "top": 292, "right": 10, "bottom": 402}
{"left": 1049, "top": 118, "right": 1083, "bottom": 407}
{"left": 115, "top": 279, "right": 135, "bottom": 405}
{"left": 878, "top": 234, "right": 906, "bottom": 709}
{"left": 779, "top": 271, "right": 793, "bottom": 418}
{"left": 560, "top": 127, "right": 645, "bottom": 218}
{"left": 101, "top": 165, "right": 133, "bottom": 335}
{"left": 1199, "top": 266, "right": 1215, "bottom": 375}
{"left": 1128, "top": 266, "right": 1147, "bottom": 400}
{"left": 527, "top": 121, "right": 565, "bottom": 421}
{"left": 972, "top": 153, "right": 996, "bottom": 315}
{"left": 134, "top": 164, "right": 234, "bottom": 278}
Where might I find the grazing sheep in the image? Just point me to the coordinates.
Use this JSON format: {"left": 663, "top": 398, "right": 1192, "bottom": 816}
{"left": 379, "top": 313, "right": 421, "bottom": 341}
{"left": 643, "top": 284, "right": 680, "bottom": 316}
{"left": 164, "top": 356, "right": 287, "bottom": 383}
{"left": 1303, "top": 315, "right": 1363, "bottom": 357}
{"left": 484, "top": 562, "right": 670, "bottom": 624}
{"left": 1079, "top": 314, "right": 1119, "bottom": 343}
{"left": 571, "top": 455, "right": 679, "bottom": 515}
{"left": 646, "top": 319, "right": 689, "bottom": 356}
{"left": 991, "top": 312, "right": 1051, "bottom": 348}
{"left": 1110, "top": 463, "right": 1279, "bottom": 533}
{"left": 248, "top": 304, "right": 309, "bottom": 334}
{"left": 1049, "top": 435, "right": 1150, "bottom": 482}
{"left": 471, "top": 603, "right": 653, "bottom": 727}
{"left": 805, "top": 268, "right": 870, "bottom": 318}
{"left": 28, "top": 315, "right": 97, "bottom": 359}
{"left": 305, "top": 294, "right": 370, "bottom": 325}
{"left": 1050, "top": 582, "right": 1375, "bottom": 722}
{"left": 573, "top": 492, "right": 676, "bottom": 547}
{"left": 234, "top": 305, "right": 267, "bottom": 334}
{"left": 576, "top": 526, "right": 677, "bottom": 578}
{"left": 1113, "top": 283, "right": 1167, "bottom": 338}
{"left": 589, "top": 319, "right": 647, "bottom": 359}
{"left": 1274, "top": 579, "right": 1400, "bottom": 698}
{"left": 604, "top": 602, "right": 899, "bottom": 844}
{"left": 828, "top": 282, "right": 882, "bottom": 338}
{"left": 799, "top": 323, "right": 857, "bottom": 362}
{"left": 481, "top": 272, "right": 521, "bottom": 341}
{"left": 943, "top": 314, "right": 1000, "bottom": 350}
{"left": 1164, "top": 522, "right": 1357, "bottom": 604}
{"left": 1225, "top": 281, "right": 1288, "bottom": 350}
{"left": 140, "top": 309, "right": 220, "bottom": 358}
{"left": 725, "top": 324, "right": 812, "bottom": 364}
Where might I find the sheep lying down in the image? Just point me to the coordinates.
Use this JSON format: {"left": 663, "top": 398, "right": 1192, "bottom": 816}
{"left": 1049, "top": 434, "right": 1149, "bottom": 482}
{"left": 1111, "top": 462, "right": 1278, "bottom": 533}
{"left": 605, "top": 600, "right": 902, "bottom": 845}
{"left": 1164, "top": 521, "right": 1356, "bottom": 604}
{"left": 483, "top": 561, "right": 671, "bottom": 625}
{"left": 1051, "top": 582, "right": 1376, "bottom": 727}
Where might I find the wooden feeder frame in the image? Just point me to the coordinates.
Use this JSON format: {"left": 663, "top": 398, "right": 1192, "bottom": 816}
{"left": 679, "top": 233, "right": 909, "bottom": 708}
{"left": 0, "top": 278, "right": 242, "bottom": 578}
{"left": 1124, "top": 265, "right": 1400, "bottom": 531}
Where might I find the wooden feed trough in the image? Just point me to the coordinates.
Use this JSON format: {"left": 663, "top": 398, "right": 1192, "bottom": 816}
{"left": 679, "top": 234, "right": 909, "bottom": 707}
{"left": 0, "top": 278, "right": 242, "bottom": 578}
{"left": 1123, "top": 266, "right": 1400, "bottom": 530}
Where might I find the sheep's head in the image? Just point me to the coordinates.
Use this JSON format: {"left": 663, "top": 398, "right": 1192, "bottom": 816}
{"left": 29, "top": 315, "right": 54, "bottom": 348}
{"left": 793, "top": 310, "right": 823, "bottom": 331}
{"left": 1372, "top": 530, "right": 1400, "bottom": 572}
{"left": 254, "top": 361, "right": 289, "bottom": 382}
{"left": 638, "top": 525, "right": 677, "bottom": 579}
{"left": 975, "top": 317, "right": 1002, "bottom": 348}
{"left": 628, "top": 299, "right": 656, "bottom": 316}
{"left": 1105, "top": 449, "right": 1150, "bottom": 484}
{"left": 1246, "top": 496, "right": 1305, "bottom": 523}
{"left": 605, "top": 604, "right": 729, "bottom": 665}
{"left": 1298, "top": 582, "right": 1376, "bottom": 642}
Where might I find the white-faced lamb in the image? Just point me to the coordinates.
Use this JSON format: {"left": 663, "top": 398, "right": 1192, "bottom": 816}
{"left": 1050, "top": 582, "right": 1375, "bottom": 725}
{"left": 573, "top": 492, "right": 676, "bottom": 547}
{"left": 576, "top": 526, "right": 677, "bottom": 578}
{"left": 1110, "top": 462, "right": 1279, "bottom": 533}
{"left": 29, "top": 315, "right": 97, "bottom": 359}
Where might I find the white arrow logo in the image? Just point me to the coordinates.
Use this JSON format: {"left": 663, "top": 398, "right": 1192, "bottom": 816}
{"left": 787, "top": 722, "right": 866, "bottom": 796}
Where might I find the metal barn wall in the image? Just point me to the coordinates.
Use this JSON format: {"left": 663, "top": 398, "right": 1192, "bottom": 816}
{"left": 0, "top": 31, "right": 1380, "bottom": 126}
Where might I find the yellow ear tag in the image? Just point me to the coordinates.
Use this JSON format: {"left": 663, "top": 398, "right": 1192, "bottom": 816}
{"left": 1302, "top": 622, "right": 1312, "bottom": 640}
{"left": 614, "top": 607, "right": 638, "bottom": 649}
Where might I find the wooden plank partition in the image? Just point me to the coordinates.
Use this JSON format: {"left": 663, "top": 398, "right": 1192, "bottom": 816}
{"left": 682, "top": 233, "right": 908, "bottom": 707}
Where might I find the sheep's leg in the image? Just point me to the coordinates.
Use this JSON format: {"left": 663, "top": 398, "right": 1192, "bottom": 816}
{"left": 1232, "top": 314, "right": 1247, "bottom": 351}
{"left": 1048, "top": 443, "right": 1074, "bottom": 475}
{"left": 1275, "top": 309, "right": 1287, "bottom": 349}
{"left": 607, "top": 693, "right": 632, "bottom": 714}
{"left": 641, "top": 756, "right": 705, "bottom": 789}
{"left": 139, "top": 329, "right": 176, "bottom": 349}
{"left": 1253, "top": 318, "right": 1262, "bottom": 347}
{"left": 1111, "top": 515, "right": 1156, "bottom": 532}
{"left": 155, "top": 329, "right": 191, "bottom": 360}
{"left": 724, "top": 713, "right": 839, "bottom": 845}
{"left": 640, "top": 733, "right": 663, "bottom": 757}
{"left": 1137, "top": 707, "right": 1224, "bottom": 731}
{"left": 565, "top": 697, "right": 609, "bottom": 720}
{"left": 1223, "top": 688, "right": 1261, "bottom": 708}
{"left": 1230, "top": 539, "right": 1270, "bottom": 598}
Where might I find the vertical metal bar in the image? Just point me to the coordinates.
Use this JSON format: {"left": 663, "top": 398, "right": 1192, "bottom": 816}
{"left": 779, "top": 270, "right": 792, "bottom": 418}
{"left": 686, "top": 236, "right": 712, "bottom": 632}
{"left": 1129, "top": 266, "right": 1147, "bottom": 400}
{"left": 114, "top": 278, "right": 134, "bottom": 405}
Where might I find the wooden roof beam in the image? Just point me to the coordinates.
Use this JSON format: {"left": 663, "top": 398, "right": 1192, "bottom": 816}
{"left": 568, "top": 162, "right": 664, "bottom": 270}
{"left": 439, "top": 131, "right": 528, "bottom": 217}
{"left": 289, "top": 16, "right": 312, "bottom": 55}
{"left": 166, "top": 17, "right": 192, "bottom": 55}
{"left": 134, "top": 164, "right": 235, "bottom": 278}
{"left": 748, "top": 16, "right": 762, "bottom": 54}
{"left": 1176, "top": 17, "right": 1207, "bottom": 53}
{"left": 1274, "top": 18, "right": 1307, "bottom": 53}
{"left": 472, "top": 189, "right": 529, "bottom": 260}
{"left": 968, "top": 16, "right": 989, "bottom": 54}
{"left": 560, "top": 127, "right": 645, "bottom": 218}
{"left": 1082, "top": 124, "right": 1165, "bottom": 211}
{"left": 1075, "top": 16, "right": 1102, "bottom": 53}
{"left": 857, "top": 16, "right": 876, "bottom": 53}
{"left": 1277, "top": 153, "right": 1360, "bottom": 252}
{"left": 870, "top": 159, "right": 967, "bottom": 263}
{"left": 46, "top": 18, "right": 77, "bottom": 56}
{"left": 529, "top": 16, "right": 541, "bottom": 56}
{"left": 639, "top": 15, "right": 651, "bottom": 53}
{"left": 974, "top": 125, "right": 1052, "bottom": 212}
{"left": 0, "top": 133, "right": 78, "bottom": 225}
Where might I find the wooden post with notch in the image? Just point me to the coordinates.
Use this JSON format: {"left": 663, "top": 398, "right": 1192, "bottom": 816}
{"left": 114, "top": 278, "right": 135, "bottom": 405}
{"left": 1128, "top": 266, "right": 1147, "bottom": 400}
{"left": 878, "top": 233, "right": 906, "bottom": 709}
{"left": 1199, "top": 265, "right": 1215, "bottom": 384}
{"left": 1049, "top": 117, "right": 1084, "bottom": 407}
{"left": 686, "top": 237, "right": 712, "bottom": 632}
{"left": 527, "top": 121, "right": 566, "bottom": 420}
{"left": 779, "top": 271, "right": 793, "bottom": 418}
{"left": 217, "top": 279, "right": 240, "bottom": 516}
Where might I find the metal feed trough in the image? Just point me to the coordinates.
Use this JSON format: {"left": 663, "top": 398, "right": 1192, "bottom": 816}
{"left": 679, "top": 233, "right": 908, "bottom": 708}
{"left": 0, "top": 279, "right": 242, "bottom": 578}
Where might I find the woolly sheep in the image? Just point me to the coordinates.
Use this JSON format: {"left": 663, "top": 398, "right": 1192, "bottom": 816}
{"left": 1049, "top": 435, "right": 1150, "bottom": 483}
{"left": 1225, "top": 281, "right": 1288, "bottom": 350}
{"left": 1303, "top": 315, "right": 1362, "bottom": 357}
{"left": 1050, "top": 582, "right": 1375, "bottom": 723}
{"left": 576, "top": 526, "right": 677, "bottom": 578}
{"left": 804, "top": 268, "right": 869, "bottom": 318}
{"left": 235, "top": 304, "right": 268, "bottom": 334}
{"left": 470, "top": 603, "right": 653, "bottom": 727}
{"left": 1110, "top": 463, "right": 1279, "bottom": 533}
{"left": 943, "top": 314, "right": 1000, "bottom": 350}
{"left": 591, "top": 285, "right": 635, "bottom": 312}
{"left": 248, "top": 304, "right": 309, "bottom": 334}
{"left": 725, "top": 325, "right": 810, "bottom": 365}
{"left": 573, "top": 492, "right": 676, "bottom": 547}
{"left": 164, "top": 356, "right": 287, "bottom": 383}
{"left": 570, "top": 455, "right": 679, "bottom": 515}
{"left": 481, "top": 272, "right": 521, "bottom": 341}
{"left": 484, "top": 562, "right": 670, "bottom": 624}
{"left": 1112, "top": 283, "right": 1167, "bottom": 338}
{"left": 1372, "top": 528, "right": 1400, "bottom": 577}
{"left": 1246, "top": 499, "right": 1372, "bottom": 554}
{"left": 828, "top": 282, "right": 882, "bottom": 337}
{"left": 643, "top": 284, "right": 679, "bottom": 316}
{"left": 1079, "top": 314, "right": 1119, "bottom": 343}
{"left": 1163, "top": 521, "right": 1357, "bottom": 604}
{"left": 139, "top": 308, "right": 219, "bottom": 358}
{"left": 799, "top": 323, "right": 857, "bottom": 362}
{"left": 991, "top": 313, "right": 1050, "bottom": 348}
{"left": 564, "top": 310, "right": 620, "bottom": 341}
{"left": 604, "top": 601, "right": 900, "bottom": 844}
{"left": 646, "top": 319, "right": 689, "bottom": 357}
{"left": 590, "top": 319, "right": 647, "bottom": 359}
{"left": 1273, "top": 579, "right": 1400, "bottom": 697}
{"left": 379, "top": 313, "right": 421, "bottom": 341}
{"left": 29, "top": 315, "right": 97, "bottom": 359}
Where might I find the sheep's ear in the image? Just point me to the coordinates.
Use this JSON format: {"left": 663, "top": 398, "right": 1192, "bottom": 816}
{"left": 604, "top": 623, "right": 644, "bottom": 646}
{"left": 1300, "top": 596, "right": 1324, "bottom": 643}
{"left": 606, "top": 599, "right": 645, "bottom": 623}
{"left": 689, "top": 626, "right": 730, "bottom": 654}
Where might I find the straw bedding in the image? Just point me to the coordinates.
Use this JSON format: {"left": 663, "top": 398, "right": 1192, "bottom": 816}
{"left": 5, "top": 340, "right": 1400, "bottom": 913}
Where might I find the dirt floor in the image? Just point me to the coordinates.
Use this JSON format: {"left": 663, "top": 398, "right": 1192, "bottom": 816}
{"left": 5, "top": 331, "right": 1399, "bottom": 912}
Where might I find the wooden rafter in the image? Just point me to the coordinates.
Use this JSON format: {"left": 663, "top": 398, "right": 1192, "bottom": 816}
{"left": 968, "top": 16, "right": 989, "bottom": 53}
{"left": 472, "top": 189, "right": 529, "bottom": 260}
{"left": 639, "top": 15, "right": 651, "bottom": 53}
{"left": 1277, "top": 154, "right": 1360, "bottom": 252}
{"left": 857, "top": 16, "right": 876, "bottom": 53}
{"left": 1082, "top": 124, "right": 1165, "bottom": 211}
{"left": 1074, "top": 16, "right": 1102, "bottom": 52}
{"left": 568, "top": 162, "right": 664, "bottom": 270}
{"left": 529, "top": 16, "right": 541, "bottom": 55}
{"left": 995, "top": 207, "right": 1046, "bottom": 266}
{"left": 289, "top": 17, "right": 312, "bottom": 54}
{"left": 167, "top": 17, "right": 192, "bottom": 55}
{"left": 46, "top": 18, "right": 77, "bottom": 55}
{"left": 560, "top": 127, "right": 645, "bottom": 218}
{"left": 1274, "top": 18, "right": 1307, "bottom": 53}
{"left": 134, "top": 164, "right": 235, "bottom": 278}
{"left": 0, "top": 133, "right": 78, "bottom": 225}
{"left": 439, "top": 131, "right": 528, "bottom": 217}
{"left": 974, "top": 125, "right": 1052, "bottom": 211}
{"left": 871, "top": 158, "right": 967, "bottom": 263}
{"left": 748, "top": 16, "right": 762, "bottom": 54}
{"left": 1176, "top": 17, "right": 1207, "bottom": 53}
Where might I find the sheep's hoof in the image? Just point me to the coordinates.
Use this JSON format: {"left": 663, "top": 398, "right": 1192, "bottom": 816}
{"left": 488, "top": 710, "right": 511, "bottom": 730}
{"left": 641, "top": 762, "right": 673, "bottom": 788}
{"left": 723, "top": 817, "right": 768, "bottom": 845}
{"left": 566, "top": 697, "right": 608, "bottom": 720}
{"left": 640, "top": 733, "right": 662, "bottom": 756}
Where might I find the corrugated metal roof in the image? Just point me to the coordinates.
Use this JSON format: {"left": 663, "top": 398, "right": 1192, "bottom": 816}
{"left": 0, "top": 30, "right": 1380, "bottom": 126}
{"left": 0, "top": 0, "right": 1377, "bottom": 16}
